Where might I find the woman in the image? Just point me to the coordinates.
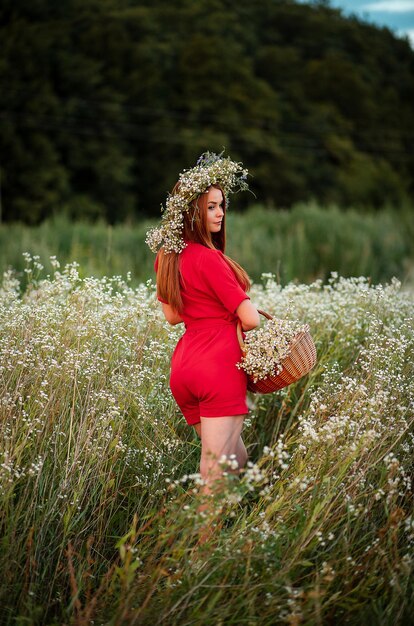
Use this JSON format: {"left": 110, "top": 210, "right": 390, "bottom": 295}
{"left": 147, "top": 151, "right": 259, "bottom": 501}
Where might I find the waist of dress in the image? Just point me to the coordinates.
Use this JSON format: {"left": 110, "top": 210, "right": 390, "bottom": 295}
{"left": 184, "top": 318, "right": 237, "bottom": 331}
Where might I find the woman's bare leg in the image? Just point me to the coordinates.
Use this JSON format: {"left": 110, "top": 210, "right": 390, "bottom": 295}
{"left": 193, "top": 422, "right": 202, "bottom": 438}
{"left": 199, "top": 415, "right": 245, "bottom": 491}
{"left": 193, "top": 422, "right": 248, "bottom": 474}
{"left": 235, "top": 436, "right": 248, "bottom": 471}
{"left": 192, "top": 416, "right": 247, "bottom": 545}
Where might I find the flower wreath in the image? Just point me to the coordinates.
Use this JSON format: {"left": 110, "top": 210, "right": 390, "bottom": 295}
{"left": 146, "top": 150, "right": 251, "bottom": 254}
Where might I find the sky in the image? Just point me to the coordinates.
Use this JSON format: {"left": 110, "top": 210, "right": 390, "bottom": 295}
{"left": 300, "top": 0, "right": 414, "bottom": 46}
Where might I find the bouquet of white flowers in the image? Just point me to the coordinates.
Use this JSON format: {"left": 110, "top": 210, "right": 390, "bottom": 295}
{"left": 236, "top": 310, "right": 316, "bottom": 394}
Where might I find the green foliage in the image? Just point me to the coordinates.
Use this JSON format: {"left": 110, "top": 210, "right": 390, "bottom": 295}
{"left": 0, "top": 0, "right": 414, "bottom": 223}
{"left": 0, "top": 204, "right": 413, "bottom": 290}
{"left": 0, "top": 266, "right": 413, "bottom": 623}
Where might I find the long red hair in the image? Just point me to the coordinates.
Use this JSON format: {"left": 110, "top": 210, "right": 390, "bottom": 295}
{"left": 156, "top": 183, "right": 251, "bottom": 312}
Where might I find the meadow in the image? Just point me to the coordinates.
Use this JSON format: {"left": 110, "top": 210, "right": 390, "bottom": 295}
{"left": 1, "top": 203, "right": 414, "bottom": 289}
{"left": 0, "top": 252, "right": 413, "bottom": 625}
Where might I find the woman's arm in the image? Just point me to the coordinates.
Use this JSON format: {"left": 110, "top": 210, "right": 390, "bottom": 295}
{"left": 161, "top": 302, "right": 184, "bottom": 326}
{"left": 236, "top": 299, "right": 260, "bottom": 331}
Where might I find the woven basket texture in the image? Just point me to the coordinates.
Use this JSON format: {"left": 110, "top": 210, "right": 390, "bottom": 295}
{"left": 237, "top": 310, "right": 317, "bottom": 395}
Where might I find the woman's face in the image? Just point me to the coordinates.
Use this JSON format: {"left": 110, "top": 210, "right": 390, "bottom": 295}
{"left": 206, "top": 187, "right": 224, "bottom": 233}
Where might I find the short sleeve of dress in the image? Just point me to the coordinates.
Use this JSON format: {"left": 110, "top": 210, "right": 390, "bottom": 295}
{"left": 197, "top": 249, "right": 250, "bottom": 314}
{"left": 154, "top": 254, "right": 169, "bottom": 305}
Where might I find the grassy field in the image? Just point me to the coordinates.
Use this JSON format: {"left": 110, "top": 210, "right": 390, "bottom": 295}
{"left": 0, "top": 258, "right": 413, "bottom": 624}
{"left": 1, "top": 202, "right": 414, "bottom": 289}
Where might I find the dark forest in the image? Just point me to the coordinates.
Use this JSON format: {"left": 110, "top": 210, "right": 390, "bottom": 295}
{"left": 1, "top": 0, "right": 413, "bottom": 223}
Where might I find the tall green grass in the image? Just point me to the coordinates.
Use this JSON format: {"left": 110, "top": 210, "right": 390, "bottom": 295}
{"left": 1, "top": 203, "right": 413, "bottom": 289}
{"left": 0, "top": 261, "right": 413, "bottom": 624}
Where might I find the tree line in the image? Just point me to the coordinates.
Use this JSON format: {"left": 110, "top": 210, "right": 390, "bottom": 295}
{"left": 1, "top": 0, "right": 413, "bottom": 224}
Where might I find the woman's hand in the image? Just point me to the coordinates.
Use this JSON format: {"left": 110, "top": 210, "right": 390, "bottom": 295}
{"left": 161, "top": 303, "right": 184, "bottom": 325}
{"left": 236, "top": 299, "right": 260, "bottom": 331}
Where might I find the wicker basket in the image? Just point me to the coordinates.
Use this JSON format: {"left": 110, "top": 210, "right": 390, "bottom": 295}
{"left": 237, "top": 310, "right": 317, "bottom": 394}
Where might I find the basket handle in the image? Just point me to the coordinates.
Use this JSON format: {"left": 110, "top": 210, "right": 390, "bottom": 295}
{"left": 236, "top": 309, "right": 273, "bottom": 353}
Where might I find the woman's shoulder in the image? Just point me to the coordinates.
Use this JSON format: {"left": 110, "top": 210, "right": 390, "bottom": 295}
{"left": 182, "top": 242, "right": 221, "bottom": 259}
{"left": 183, "top": 245, "right": 233, "bottom": 283}
{"left": 184, "top": 244, "right": 226, "bottom": 271}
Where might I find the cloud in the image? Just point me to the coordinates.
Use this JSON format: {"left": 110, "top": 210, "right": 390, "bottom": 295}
{"left": 361, "top": 1, "right": 414, "bottom": 12}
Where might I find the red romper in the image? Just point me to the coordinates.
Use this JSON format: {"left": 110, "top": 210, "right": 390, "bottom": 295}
{"left": 155, "top": 242, "right": 250, "bottom": 426}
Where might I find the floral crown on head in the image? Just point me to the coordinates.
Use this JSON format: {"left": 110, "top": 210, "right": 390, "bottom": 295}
{"left": 146, "top": 150, "right": 251, "bottom": 254}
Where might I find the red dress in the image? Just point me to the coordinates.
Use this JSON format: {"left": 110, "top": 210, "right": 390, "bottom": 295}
{"left": 155, "top": 242, "right": 250, "bottom": 425}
